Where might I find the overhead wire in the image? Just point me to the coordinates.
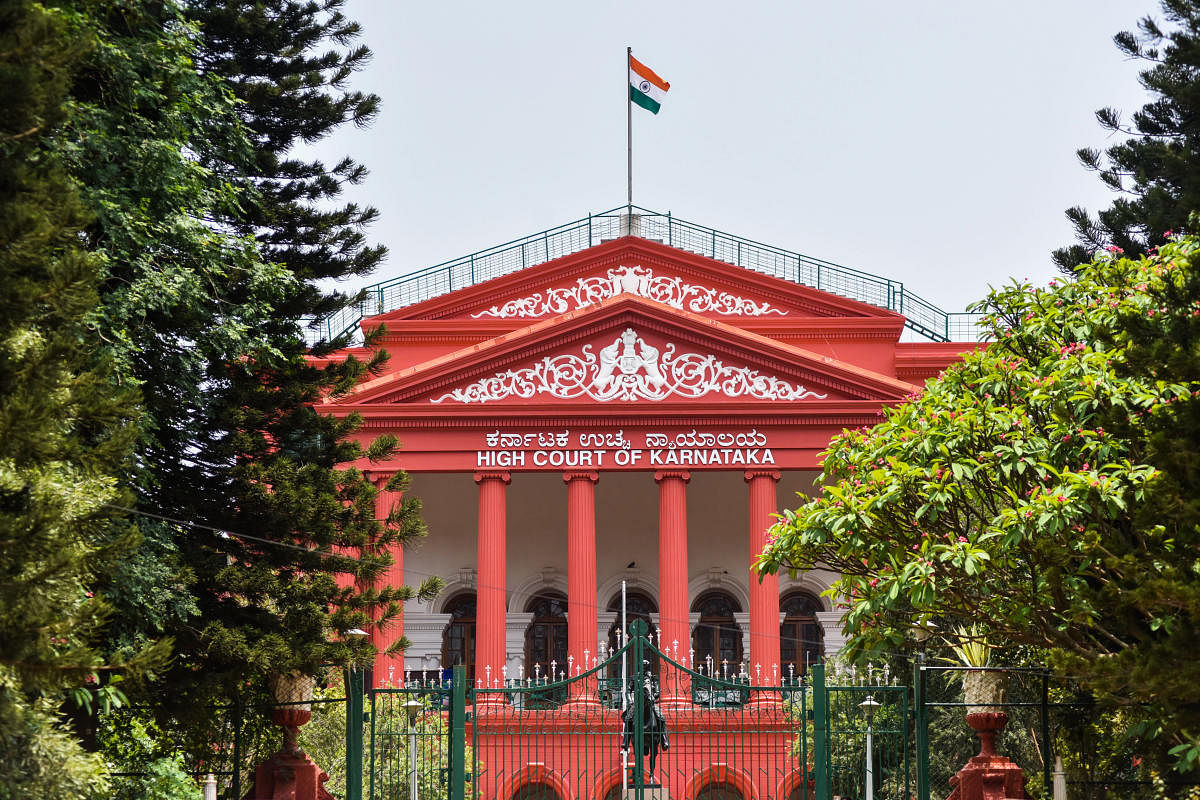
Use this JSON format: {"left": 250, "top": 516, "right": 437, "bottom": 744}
{"left": 98, "top": 502, "right": 1018, "bottom": 668}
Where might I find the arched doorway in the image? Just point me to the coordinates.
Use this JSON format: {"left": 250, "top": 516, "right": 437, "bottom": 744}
{"left": 606, "top": 590, "right": 659, "bottom": 674}
{"left": 780, "top": 591, "right": 824, "bottom": 678}
{"left": 511, "top": 782, "right": 562, "bottom": 800}
{"left": 695, "top": 782, "right": 744, "bottom": 800}
{"left": 691, "top": 590, "right": 743, "bottom": 677}
{"left": 441, "top": 592, "right": 476, "bottom": 681}
{"left": 524, "top": 591, "right": 568, "bottom": 681}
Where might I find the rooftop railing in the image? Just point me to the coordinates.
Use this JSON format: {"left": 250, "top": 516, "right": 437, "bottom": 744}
{"left": 308, "top": 205, "right": 987, "bottom": 345}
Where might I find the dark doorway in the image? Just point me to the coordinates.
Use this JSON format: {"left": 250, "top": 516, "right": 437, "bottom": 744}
{"left": 780, "top": 591, "right": 824, "bottom": 678}
{"left": 441, "top": 592, "right": 476, "bottom": 681}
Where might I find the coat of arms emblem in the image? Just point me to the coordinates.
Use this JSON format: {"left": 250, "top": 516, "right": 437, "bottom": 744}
{"left": 594, "top": 328, "right": 667, "bottom": 392}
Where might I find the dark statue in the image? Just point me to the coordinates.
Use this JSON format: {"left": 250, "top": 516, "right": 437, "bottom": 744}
{"left": 620, "top": 660, "right": 669, "bottom": 785}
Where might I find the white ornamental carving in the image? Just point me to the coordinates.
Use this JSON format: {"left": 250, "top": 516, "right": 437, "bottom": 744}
{"left": 469, "top": 265, "right": 788, "bottom": 318}
{"left": 430, "top": 328, "right": 827, "bottom": 403}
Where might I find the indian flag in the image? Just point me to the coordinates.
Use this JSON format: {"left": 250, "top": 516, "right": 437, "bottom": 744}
{"left": 629, "top": 55, "right": 670, "bottom": 114}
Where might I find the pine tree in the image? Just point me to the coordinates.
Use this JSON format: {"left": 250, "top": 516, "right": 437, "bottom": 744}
{"left": 185, "top": 0, "right": 386, "bottom": 321}
{"left": 1055, "top": 0, "right": 1200, "bottom": 272}
{"left": 0, "top": 1, "right": 165, "bottom": 795}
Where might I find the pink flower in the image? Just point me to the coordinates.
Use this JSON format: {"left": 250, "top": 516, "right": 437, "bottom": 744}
{"left": 958, "top": 536, "right": 968, "bottom": 543}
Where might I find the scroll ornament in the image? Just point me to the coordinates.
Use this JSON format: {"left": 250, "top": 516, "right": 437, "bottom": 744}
{"left": 431, "top": 328, "right": 826, "bottom": 403}
{"left": 469, "top": 265, "right": 788, "bottom": 318}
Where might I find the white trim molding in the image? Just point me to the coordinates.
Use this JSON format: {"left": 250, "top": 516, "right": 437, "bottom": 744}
{"left": 431, "top": 327, "right": 827, "bottom": 404}
{"left": 469, "top": 264, "right": 790, "bottom": 319}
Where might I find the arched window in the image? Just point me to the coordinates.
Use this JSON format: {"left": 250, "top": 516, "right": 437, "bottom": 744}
{"left": 695, "top": 782, "right": 744, "bottom": 800}
{"left": 691, "top": 591, "right": 743, "bottom": 675}
{"left": 606, "top": 590, "right": 659, "bottom": 674}
{"left": 441, "top": 593, "right": 476, "bottom": 681}
{"left": 780, "top": 591, "right": 824, "bottom": 678}
{"left": 524, "top": 592, "right": 568, "bottom": 681}
{"left": 511, "top": 782, "right": 562, "bottom": 800}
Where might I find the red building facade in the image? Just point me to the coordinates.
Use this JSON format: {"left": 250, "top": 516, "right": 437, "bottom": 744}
{"left": 319, "top": 228, "right": 973, "bottom": 798}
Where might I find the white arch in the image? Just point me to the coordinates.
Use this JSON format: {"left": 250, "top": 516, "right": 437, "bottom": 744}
{"left": 434, "top": 567, "right": 478, "bottom": 613}
{"left": 779, "top": 567, "right": 837, "bottom": 611}
{"left": 508, "top": 566, "right": 568, "bottom": 613}
{"left": 597, "top": 569, "right": 659, "bottom": 613}
{"left": 688, "top": 566, "right": 751, "bottom": 612}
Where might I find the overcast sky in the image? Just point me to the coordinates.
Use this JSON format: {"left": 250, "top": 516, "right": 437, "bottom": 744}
{"left": 310, "top": 0, "right": 1158, "bottom": 314}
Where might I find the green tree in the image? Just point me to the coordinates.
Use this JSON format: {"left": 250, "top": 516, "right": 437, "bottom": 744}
{"left": 0, "top": 0, "right": 165, "bottom": 795}
{"left": 48, "top": 0, "right": 438, "bottom": 755}
{"left": 1055, "top": 1, "right": 1200, "bottom": 271}
{"left": 185, "top": 0, "right": 386, "bottom": 311}
{"left": 757, "top": 239, "right": 1200, "bottom": 771}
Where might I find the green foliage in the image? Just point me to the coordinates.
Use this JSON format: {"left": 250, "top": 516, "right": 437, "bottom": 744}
{"left": 99, "top": 711, "right": 201, "bottom": 800}
{"left": 184, "top": 0, "right": 387, "bottom": 304}
{"left": 0, "top": 0, "right": 166, "bottom": 793}
{"left": 0, "top": 686, "right": 110, "bottom": 800}
{"left": 5, "top": 0, "right": 438, "bottom": 780}
{"left": 1056, "top": 1, "right": 1200, "bottom": 271}
{"left": 758, "top": 238, "right": 1200, "bottom": 770}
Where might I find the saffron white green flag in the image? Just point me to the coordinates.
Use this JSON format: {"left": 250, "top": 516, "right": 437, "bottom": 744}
{"left": 629, "top": 55, "right": 670, "bottom": 114}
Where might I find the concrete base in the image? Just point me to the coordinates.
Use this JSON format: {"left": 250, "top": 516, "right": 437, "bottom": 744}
{"left": 243, "top": 750, "right": 333, "bottom": 800}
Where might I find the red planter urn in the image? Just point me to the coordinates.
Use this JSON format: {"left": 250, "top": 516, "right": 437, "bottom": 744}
{"left": 244, "top": 672, "right": 333, "bottom": 800}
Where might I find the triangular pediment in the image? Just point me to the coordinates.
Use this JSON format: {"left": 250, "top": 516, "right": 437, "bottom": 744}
{"left": 369, "top": 238, "right": 900, "bottom": 327}
{"left": 337, "top": 295, "right": 916, "bottom": 407}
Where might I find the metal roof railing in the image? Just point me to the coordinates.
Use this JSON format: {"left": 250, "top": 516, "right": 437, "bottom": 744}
{"left": 307, "top": 205, "right": 988, "bottom": 345}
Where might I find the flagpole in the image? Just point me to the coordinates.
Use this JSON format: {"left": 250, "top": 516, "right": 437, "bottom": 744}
{"left": 626, "top": 46, "right": 633, "bottom": 217}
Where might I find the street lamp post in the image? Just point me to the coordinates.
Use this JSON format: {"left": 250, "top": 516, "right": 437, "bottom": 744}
{"left": 859, "top": 695, "right": 880, "bottom": 800}
{"left": 404, "top": 698, "right": 423, "bottom": 800}
{"left": 910, "top": 620, "right": 937, "bottom": 800}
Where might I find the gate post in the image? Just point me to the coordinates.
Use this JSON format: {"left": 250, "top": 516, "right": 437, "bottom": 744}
{"left": 449, "top": 664, "right": 467, "bottom": 800}
{"left": 345, "top": 668, "right": 364, "bottom": 800}
{"left": 812, "top": 663, "right": 828, "bottom": 800}
{"left": 915, "top": 661, "right": 929, "bottom": 800}
{"left": 632, "top": 622, "right": 646, "bottom": 796}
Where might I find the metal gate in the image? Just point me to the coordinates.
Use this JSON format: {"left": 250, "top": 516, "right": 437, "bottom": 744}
{"left": 347, "top": 624, "right": 912, "bottom": 800}
{"left": 813, "top": 665, "right": 911, "bottom": 800}
{"left": 469, "top": 619, "right": 808, "bottom": 800}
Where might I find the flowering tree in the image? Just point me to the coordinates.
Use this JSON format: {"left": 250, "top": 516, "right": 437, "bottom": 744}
{"left": 757, "top": 238, "right": 1200, "bottom": 770}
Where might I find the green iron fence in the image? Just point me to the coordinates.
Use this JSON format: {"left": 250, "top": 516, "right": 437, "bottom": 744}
{"left": 912, "top": 665, "right": 1200, "bottom": 800}
{"left": 342, "top": 623, "right": 922, "bottom": 800}
{"left": 468, "top": 619, "right": 812, "bottom": 800}
{"left": 308, "top": 206, "right": 987, "bottom": 346}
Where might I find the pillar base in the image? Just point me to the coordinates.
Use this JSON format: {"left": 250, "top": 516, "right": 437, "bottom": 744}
{"left": 244, "top": 750, "right": 333, "bottom": 800}
{"left": 747, "top": 690, "right": 784, "bottom": 709}
{"left": 946, "top": 713, "right": 1028, "bottom": 800}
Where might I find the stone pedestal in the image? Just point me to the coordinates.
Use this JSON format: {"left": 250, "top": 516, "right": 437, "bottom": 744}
{"left": 946, "top": 712, "right": 1028, "bottom": 800}
{"left": 244, "top": 751, "right": 333, "bottom": 800}
{"left": 245, "top": 673, "right": 333, "bottom": 800}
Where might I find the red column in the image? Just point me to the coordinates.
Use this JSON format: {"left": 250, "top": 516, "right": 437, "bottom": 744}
{"left": 372, "top": 475, "right": 406, "bottom": 687}
{"left": 746, "top": 469, "right": 782, "bottom": 702}
{"left": 474, "top": 471, "right": 510, "bottom": 702}
{"left": 655, "top": 470, "right": 691, "bottom": 707}
{"left": 564, "top": 470, "right": 600, "bottom": 703}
